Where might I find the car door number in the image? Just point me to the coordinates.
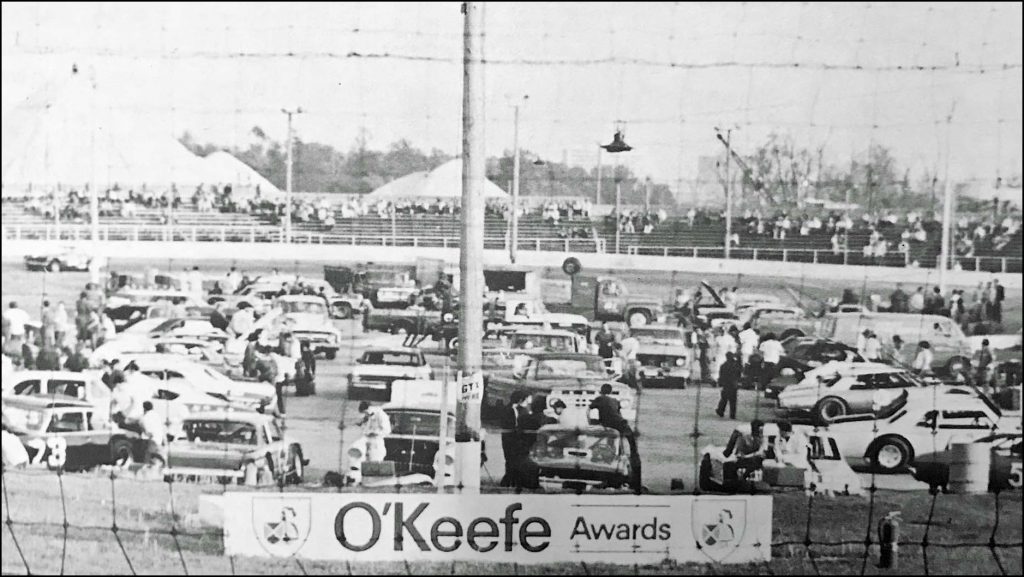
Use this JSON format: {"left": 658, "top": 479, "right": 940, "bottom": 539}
{"left": 1010, "top": 462, "right": 1023, "bottom": 489}
{"left": 27, "top": 437, "right": 68, "bottom": 469}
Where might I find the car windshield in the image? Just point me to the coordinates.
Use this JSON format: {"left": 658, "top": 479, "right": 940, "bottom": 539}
{"left": 362, "top": 352, "right": 422, "bottom": 366}
{"left": 386, "top": 410, "right": 453, "bottom": 437}
{"left": 512, "top": 334, "right": 573, "bottom": 352}
{"left": 630, "top": 329, "right": 682, "bottom": 342}
{"left": 150, "top": 319, "right": 182, "bottom": 334}
{"left": 184, "top": 420, "right": 260, "bottom": 445}
{"left": 535, "top": 358, "right": 605, "bottom": 379}
{"left": 786, "top": 342, "right": 817, "bottom": 359}
{"left": 366, "top": 271, "right": 406, "bottom": 284}
{"left": 281, "top": 301, "right": 326, "bottom": 315}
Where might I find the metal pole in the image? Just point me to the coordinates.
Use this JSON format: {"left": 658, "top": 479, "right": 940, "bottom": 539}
{"left": 724, "top": 129, "right": 733, "bottom": 260}
{"left": 615, "top": 177, "right": 622, "bottom": 254}
{"left": 511, "top": 103, "right": 520, "bottom": 264}
{"left": 595, "top": 145, "right": 603, "bottom": 205}
{"left": 457, "top": 0, "right": 485, "bottom": 493}
{"left": 644, "top": 177, "right": 651, "bottom": 213}
{"left": 938, "top": 103, "right": 956, "bottom": 294}
{"left": 282, "top": 107, "right": 302, "bottom": 243}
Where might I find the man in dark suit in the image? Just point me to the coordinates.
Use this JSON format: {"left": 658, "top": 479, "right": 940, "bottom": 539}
{"left": 500, "top": 390, "right": 532, "bottom": 488}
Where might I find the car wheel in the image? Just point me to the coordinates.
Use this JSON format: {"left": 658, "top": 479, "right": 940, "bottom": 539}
{"left": 110, "top": 438, "right": 135, "bottom": 468}
{"left": 814, "top": 397, "right": 848, "bottom": 425}
{"left": 390, "top": 322, "right": 411, "bottom": 335}
{"left": 48, "top": 260, "right": 62, "bottom": 273}
{"left": 325, "top": 350, "right": 337, "bottom": 361}
{"left": 869, "top": 437, "right": 912, "bottom": 473}
{"left": 334, "top": 303, "right": 353, "bottom": 319}
{"left": 945, "top": 356, "right": 970, "bottom": 378}
{"left": 627, "top": 311, "right": 649, "bottom": 327}
{"left": 286, "top": 445, "right": 305, "bottom": 485}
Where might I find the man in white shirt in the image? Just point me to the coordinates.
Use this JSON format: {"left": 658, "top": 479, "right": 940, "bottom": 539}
{"left": 909, "top": 287, "right": 925, "bottom": 313}
{"left": 913, "top": 341, "right": 934, "bottom": 376}
{"left": 3, "top": 302, "right": 30, "bottom": 346}
{"left": 357, "top": 401, "right": 392, "bottom": 463}
{"left": 758, "top": 333, "right": 784, "bottom": 391}
{"left": 738, "top": 324, "right": 759, "bottom": 368}
{"left": 139, "top": 401, "right": 169, "bottom": 463}
{"left": 619, "top": 333, "right": 641, "bottom": 388}
{"left": 772, "top": 421, "right": 809, "bottom": 469}
{"left": 862, "top": 331, "right": 882, "bottom": 362}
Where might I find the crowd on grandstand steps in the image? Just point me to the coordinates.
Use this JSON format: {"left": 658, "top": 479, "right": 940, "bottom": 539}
{"left": 606, "top": 207, "right": 668, "bottom": 234}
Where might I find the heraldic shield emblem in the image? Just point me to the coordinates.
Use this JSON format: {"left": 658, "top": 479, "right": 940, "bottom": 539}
{"left": 691, "top": 499, "right": 747, "bottom": 562}
{"left": 252, "top": 496, "right": 312, "bottom": 557}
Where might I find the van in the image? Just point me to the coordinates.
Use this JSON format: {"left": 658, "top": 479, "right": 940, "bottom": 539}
{"left": 818, "top": 312, "right": 972, "bottom": 376}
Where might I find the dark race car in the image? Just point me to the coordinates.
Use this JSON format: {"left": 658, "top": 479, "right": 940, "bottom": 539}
{"left": 531, "top": 424, "right": 638, "bottom": 493}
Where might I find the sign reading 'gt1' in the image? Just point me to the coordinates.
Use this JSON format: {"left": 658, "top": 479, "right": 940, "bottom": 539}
{"left": 224, "top": 494, "right": 772, "bottom": 564}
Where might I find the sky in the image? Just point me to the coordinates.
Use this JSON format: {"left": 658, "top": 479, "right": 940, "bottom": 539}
{"left": 2, "top": 2, "right": 1022, "bottom": 191}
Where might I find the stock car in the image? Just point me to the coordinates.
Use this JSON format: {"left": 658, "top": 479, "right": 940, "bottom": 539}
{"left": 531, "top": 423, "right": 638, "bottom": 493}
{"left": 3, "top": 395, "right": 144, "bottom": 471}
{"left": 121, "top": 353, "right": 277, "bottom": 410}
{"left": 23, "top": 246, "right": 105, "bottom": 272}
{"left": 911, "top": 432, "right": 1023, "bottom": 493}
{"left": 777, "top": 362, "right": 927, "bottom": 424}
{"left": 822, "top": 387, "right": 1012, "bottom": 473}
{"left": 344, "top": 380, "right": 459, "bottom": 485}
{"left": 347, "top": 347, "right": 434, "bottom": 401}
{"left": 273, "top": 295, "right": 341, "bottom": 359}
{"left": 162, "top": 411, "right": 307, "bottom": 485}
{"left": 765, "top": 337, "right": 866, "bottom": 398}
{"left": 698, "top": 422, "right": 863, "bottom": 495}
{"left": 631, "top": 325, "right": 690, "bottom": 389}
{"left": 483, "top": 352, "right": 619, "bottom": 419}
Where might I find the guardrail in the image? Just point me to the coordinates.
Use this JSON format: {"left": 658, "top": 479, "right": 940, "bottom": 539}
{"left": 3, "top": 223, "right": 1019, "bottom": 273}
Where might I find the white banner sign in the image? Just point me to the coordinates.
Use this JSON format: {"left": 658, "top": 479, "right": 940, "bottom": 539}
{"left": 224, "top": 493, "right": 771, "bottom": 565}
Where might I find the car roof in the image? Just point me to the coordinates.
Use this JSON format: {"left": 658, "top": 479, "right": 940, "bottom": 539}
{"left": 364, "top": 347, "right": 423, "bottom": 354}
{"left": 8, "top": 370, "right": 101, "bottom": 381}
{"left": 538, "top": 424, "right": 622, "bottom": 435}
{"left": 630, "top": 325, "right": 683, "bottom": 332}
{"left": 511, "top": 328, "right": 577, "bottom": 337}
{"left": 523, "top": 352, "right": 601, "bottom": 361}
{"left": 277, "top": 295, "right": 328, "bottom": 303}
{"left": 4, "top": 394, "right": 95, "bottom": 410}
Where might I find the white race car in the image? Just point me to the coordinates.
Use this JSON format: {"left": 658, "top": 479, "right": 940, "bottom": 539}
{"left": 821, "top": 387, "right": 1014, "bottom": 473}
{"left": 24, "top": 246, "right": 105, "bottom": 272}
{"left": 777, "top": 362, "right": 929, "bottom": 424}
{"left": 120, "top": 353, "right": 277, "bottom": 410}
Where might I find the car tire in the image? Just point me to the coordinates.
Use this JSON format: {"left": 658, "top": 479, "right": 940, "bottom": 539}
{"left": 814, "top": 397, "right": 848, "bottom": 425}
{"left": 627, "top": 310, "right": 650, "bottom": 327}
{"left": 48, "top": 260, "right": 62, "bottom": 273}
{"left": 110, "top": 438, "right": 135, "bottom": 468}
{"left": 325, "top": 350, "right": 337, "bottom": 361}
{"left": 334, "top": 303, "right": 353, "bottom": 319}
{"left": 868, "top": 436, "right": 912, "bottom": 473}
{"left": 286, "top": 445, "right": 305, "bottom": 485}
{"left": 944, "top": 356, "right": 970, "bottom": 378}
{"left": 390, "top": 321, "right": 412, "bottom": 335}
{"left": 781, "top": 329, "right": 804, "bottom": 340}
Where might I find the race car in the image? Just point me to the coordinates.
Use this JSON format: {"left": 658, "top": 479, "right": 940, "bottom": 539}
{"left": 274, "top": 295, "right": 341, "bottom": 359}
{"left": 911, "top": 432, "right": 1022, "bottom": 493}
{"left": 821, "top": 387, "right": 1012, "bottom": 473}
{"left": 531, "top": 423, "right": 638, "bottom": 493}
{"left": 162, "top": 411, "right": 307, "bottom": 485}
{"left": 777, "top": 362, "right": 928, "bottom": 424}
{"left": 766, "top": 337, "right": 865, "bottom": 398}
{"left": 24, "top": 246, "right": 105, "bottom": 272}
{"left": 3, "top": 395, "right": 144, "bottom": 471}
{"left": 347, "top": 347, "right": 434, "bottom": 401}
{"left": 631, "top": 325, "right": 690, "bottom": 389}
{"left": 483, "top": 352, "right": 619, "bottom": 420}
{"left": 698, "top": 422, "right": 863, "bottom": 495}
{"left": 121, "top": 353, "right": 277, "bottom": 410}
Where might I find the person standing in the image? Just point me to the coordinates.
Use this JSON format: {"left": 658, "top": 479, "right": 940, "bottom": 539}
{"left": 716, "top": 352, "right": 742, "bottom": 419}
{"left": 863, "top": 331, "right": 882, "bottom": 362}
{"left": 758, "top": 333, "right": 784, "bottom": 392}
{"left": 357, "top": 401, "right": 392, "bottom": 464}
{"left": 992, "top": 279, "right": 1005, "bottom": 324}
{"left": 2, "top": 302, "right": 29, "bottom": 352}
{"left": 975, "top": 339, "right": 995, "bottom": 395}
{"left": 694, "top": 325, "right": 711, "bottom": 385}
{"left": 619, "top": 330, "right": 640, "bottom": 389}
{"left": 40, "top": 300, "right": 56, "bottom": 349}
{"left": 53, "top": 301, "right": 70, "bottom": 349}
{"left": 500, "top": 391, "right": 532, "bottom": 488}
{"left": 594, "top": 323, "right": 616, "bottom": 359}
{"left": 909, "top": 287, "right": 925, "bottom": 313}
{"left": 889, "top": 283, "right": 908, "bottom": 313}
{"left": 139, "top": 401, "right": 169, "bottom": 464}
{"left": 912, "top": 341, "right": 934, "bottom": 377}
{"left": 589, "top": 383, "right": 642, "bottom": 494}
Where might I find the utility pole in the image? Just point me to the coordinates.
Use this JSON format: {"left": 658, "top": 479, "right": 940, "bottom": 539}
{"left": 938, "top": 101, "right": 957, "bottom": 295}
{"left": 595, "top": 145, "right": 603, "bottom": 205}
{"left": 456, "top": 0, "right": 485, "bottom": 493}
{"left": 644, "top": 177, "right": 652, "bottom": 213}
{"left": 510, "top": 96, "right": 528, "bottom": 264}
{"left": 615, "top": 172, "right": 622, "bottom": 254}
{"left": 281, "top": 107, "right": 303, "bottom": 243}
{"left": 716, "top": 127, "right": 735, "bottom": 259}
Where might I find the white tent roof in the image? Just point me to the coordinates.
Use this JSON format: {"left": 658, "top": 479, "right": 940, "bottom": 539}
{"left": 364, "top": 159, "right": 508, "bottom": 201}
{"left": 202, "top": 151, "right": 282, "bottom": 198}
{"left": 2, "top": 66, "right": 212, "bottom": 193}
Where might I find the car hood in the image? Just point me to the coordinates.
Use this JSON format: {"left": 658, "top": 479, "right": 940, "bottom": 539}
{"left": 281, "top": 313, "right": 336, "bottom": 330}
{"left": 351, "top": 365, "right": 426, "bottom": 377}
{"left": 536, "top": 313, "right": 590, "bottom": 326}
{"left": 637, "top": 344, "right": 687, "bottom": 357}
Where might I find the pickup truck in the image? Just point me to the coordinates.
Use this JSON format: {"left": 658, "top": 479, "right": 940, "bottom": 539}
{"left": 559, "top": 274, "right": 666, "bottom": 327}
{"left": 484, "top": 297, "right": 590, "bottom": 337}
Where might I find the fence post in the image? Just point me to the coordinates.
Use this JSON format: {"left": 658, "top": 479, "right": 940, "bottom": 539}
{"left": 413, "top": 238, "right": 418, "bottom": 248}
{"left": 442, "top": 238, "right": 447, "bottom": 249}
{"left": 250, "top": 227, "right": 255, "bottom": 243}
{"left": 753, "top": 248, "right": 758, "bottom": 261}
{"left": 782, "top": 249, "right": 788, "bottom": 262}
{"left": 663, "top": 247, "right": 668, "bottom": 257}
{"left": 1002, "top": 258, "right": 1007, "bottom": 274}
{"left": 692, "top": 247, "right": 698, "bottom": 258}
{"left": 351, "top": 236, "right": 356, "bottom": 246}
{"left": 535, "top": 239, "right": 540, "bottom": 252}
{"left": 564, "top": 238, "right": 569, "bottom": 253}
{"left": 812, "top": 250, "right": 818, "bottom": 264}
{"left": 843, "top": 249, "right": 849, "bottom": 266}
{"left": 221, "top": 228, "right": 226, "bottom": 242}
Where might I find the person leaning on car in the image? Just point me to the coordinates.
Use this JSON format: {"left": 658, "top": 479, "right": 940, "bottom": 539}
{"left": 590, "top": 383, "right": 642, "bottom": 494}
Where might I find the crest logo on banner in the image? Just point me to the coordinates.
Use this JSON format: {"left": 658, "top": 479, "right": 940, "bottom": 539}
{"left": 253, "top": 496, "right": 312, "bottom": 557}
{"left": 692, "top": 499, "right": 747, "bottom": 562}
